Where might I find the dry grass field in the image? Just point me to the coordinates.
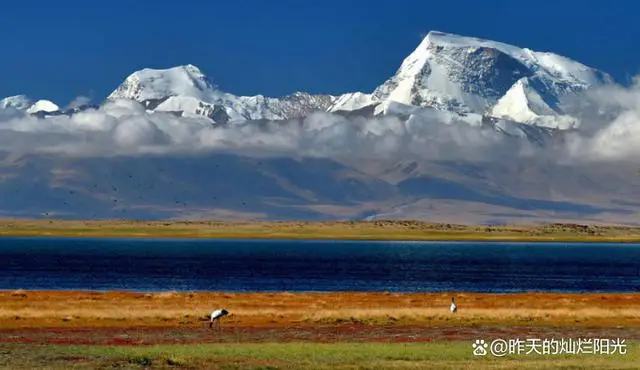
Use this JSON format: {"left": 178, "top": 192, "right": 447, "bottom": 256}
{"left": 1, "top": 291, "right": 639, "bottom": 330}
{"left": 0, "top": 291, "right": 638, "bottom": 368}
{"left": 1, "top": 219, "right": 640, "bottom": 241}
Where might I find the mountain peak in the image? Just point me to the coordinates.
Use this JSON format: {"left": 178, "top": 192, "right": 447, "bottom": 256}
{"left": 372, "top": 30, "right": 611, "bottom": 117}
{"left": 181, "top": 63, "right": 204, "bottom": 74}
{"left": 156, "top": 64, "right": 207, "bottom": 79}
{"left": 423, "top": 30, "right": 476, "bottom": 44}
{"left": 419, "top": 31, "right": 612, "bottom": 85}
{"left": 26, "top": 100, "right": 60, "bottom": 114}
{"left": 107, "top": 64, "right": 219, "bottom": 103}
{"left": 105, "top": 64, "right": 339, "bottom": 123}
{"left": 422, "top": 31, "right": 522, "bottom": 52}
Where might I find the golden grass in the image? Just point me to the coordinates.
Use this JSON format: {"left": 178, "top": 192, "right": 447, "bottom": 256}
{"left": 1, "top": 291, "right": 638, "bottom": 329}
{"left": 1, "top": 219, "right": 640, "bottom": 241}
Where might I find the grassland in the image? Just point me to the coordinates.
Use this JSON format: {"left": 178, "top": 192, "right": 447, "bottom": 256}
{"left": 0, "top": 291, "right": 638, "bottom": 368}
{"left": 2, "top": 341, "right": 638, "bottom": 369}
{"left": 1, "top": 219, "right": 640, "bottom": 241}
{"left": 2, "top": 291, "right": 640, "bottom": 329}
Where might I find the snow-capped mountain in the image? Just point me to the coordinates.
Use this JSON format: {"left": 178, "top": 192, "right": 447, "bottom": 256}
{"left": 102, "top": 31, "right": 610, "bottom": 130}
{"left": 0, "top": 32, "right": 637, "bottom": 224}
{"left": 366, "top": 31, "right": 612, "bottom": 128}
{"left": 0, "top": 95, "right": 61, "bottom": 115}
{"left": 2, "top": 31, "right": 613, "bottom": 132}
{"left": 106, "top": 64, "right": 339, "bottom": 123}
{"left": 26, "top": 100, "right": 60, "bottom": 114}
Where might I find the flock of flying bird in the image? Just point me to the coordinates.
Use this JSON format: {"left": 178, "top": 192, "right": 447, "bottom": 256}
{"left": 207, "top": 297, "right": 458, "bottom": 330}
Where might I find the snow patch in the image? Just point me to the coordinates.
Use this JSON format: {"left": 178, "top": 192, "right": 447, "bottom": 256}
{"left": 328, "top": 93, "right": 375, "bottom": 112}
{"left": 490, "top": 78, "right": 578, "bottom": 129}
{"left": 26, "top": 100, "right": 59, "bottom": 114}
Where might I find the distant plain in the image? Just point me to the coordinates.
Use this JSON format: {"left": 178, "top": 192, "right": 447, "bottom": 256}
{"left": 2, "top": 219, "right": 640, "bottom": 242}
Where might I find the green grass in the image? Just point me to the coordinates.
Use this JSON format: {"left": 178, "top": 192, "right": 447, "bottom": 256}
{"left": 0, "top": 341, "right": 637, "bottom": 369}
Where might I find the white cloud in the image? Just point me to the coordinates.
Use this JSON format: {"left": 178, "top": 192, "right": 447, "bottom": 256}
{"left": 0, "top": 79, "right": 640, "bottom": 163}
{"left": 66, "top": 95, "right": 92, "bottom": 110}
{"left": 559, "top": 79, "right": 640, "bottom": 162}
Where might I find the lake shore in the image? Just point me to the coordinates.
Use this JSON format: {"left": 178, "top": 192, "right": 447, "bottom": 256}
{"left": 2, "top": 291, "right": 637, "bottom": 369}
{"left": 2, "top": 219, "right": 640, "bottom": 242}
{"left": 2, "top": 290, "right": 639, "bottom": 330}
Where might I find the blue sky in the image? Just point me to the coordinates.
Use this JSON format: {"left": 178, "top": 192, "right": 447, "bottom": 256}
{"left": 1, "top": 0, "right": 637, "bottom": 106}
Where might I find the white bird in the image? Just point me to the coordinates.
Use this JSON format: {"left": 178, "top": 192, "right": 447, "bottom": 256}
{"left": 209, "top": 308, "right": 229, "bottom": 329}
{"left": 450, "top": 297, "right": 457, "bottom": 313}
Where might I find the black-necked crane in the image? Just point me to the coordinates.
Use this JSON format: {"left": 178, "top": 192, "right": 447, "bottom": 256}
{"left": 450, "top": 297, "right": 457, "bottom": 313}
{"left": 209, "top": 308, "right": 229, "bottom": 329}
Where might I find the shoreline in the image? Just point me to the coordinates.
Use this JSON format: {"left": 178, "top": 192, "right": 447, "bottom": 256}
{"left": 2, "top": 289, "right": 640, "bottom": 294}
{"left": 1, "top": 290, "right": 638, "bottom": 329}
{"left": 3, "top": 233, "right": 640, "bottom": 243}
{"left": 2, "top": 290, "right": 638, "bottom": 368}
{"left": 4, "top": 233, "right": 640, "bottom": 243}
{"left": 2, "top": 219, "right": 640, "bottom": 242}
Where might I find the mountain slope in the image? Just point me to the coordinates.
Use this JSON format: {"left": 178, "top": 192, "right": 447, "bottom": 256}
{"left": 328, "top": 92, "right": 376, "bottom": 112}
{"left": 0, "top": 152, "right": 638, "bottom": 224}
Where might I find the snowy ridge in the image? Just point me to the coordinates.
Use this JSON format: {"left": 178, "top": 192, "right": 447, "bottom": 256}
{"left": 368, "top": 31, "right": 611, "bottom": 128}
{"left": 328, "top": 92, "right": 375, "bottom": 112}
{"left": 107, "top": 64, "right": 217, "bottom": 102}
{"left": 107, "top": 65, "right": 338, "bottom": 123}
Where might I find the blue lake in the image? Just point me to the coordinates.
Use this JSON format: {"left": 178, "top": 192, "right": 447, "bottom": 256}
{"left": 0, "top": 237, "right": 639, "bottom": 293}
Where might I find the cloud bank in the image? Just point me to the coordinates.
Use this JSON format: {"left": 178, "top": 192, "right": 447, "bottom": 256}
{"left": 0, "top": 80, "right": 639, "bottom": 163}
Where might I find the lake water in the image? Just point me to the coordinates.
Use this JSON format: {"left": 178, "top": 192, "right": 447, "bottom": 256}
{"left": 0, "top": 237, "right": 639, "bottom": 293}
